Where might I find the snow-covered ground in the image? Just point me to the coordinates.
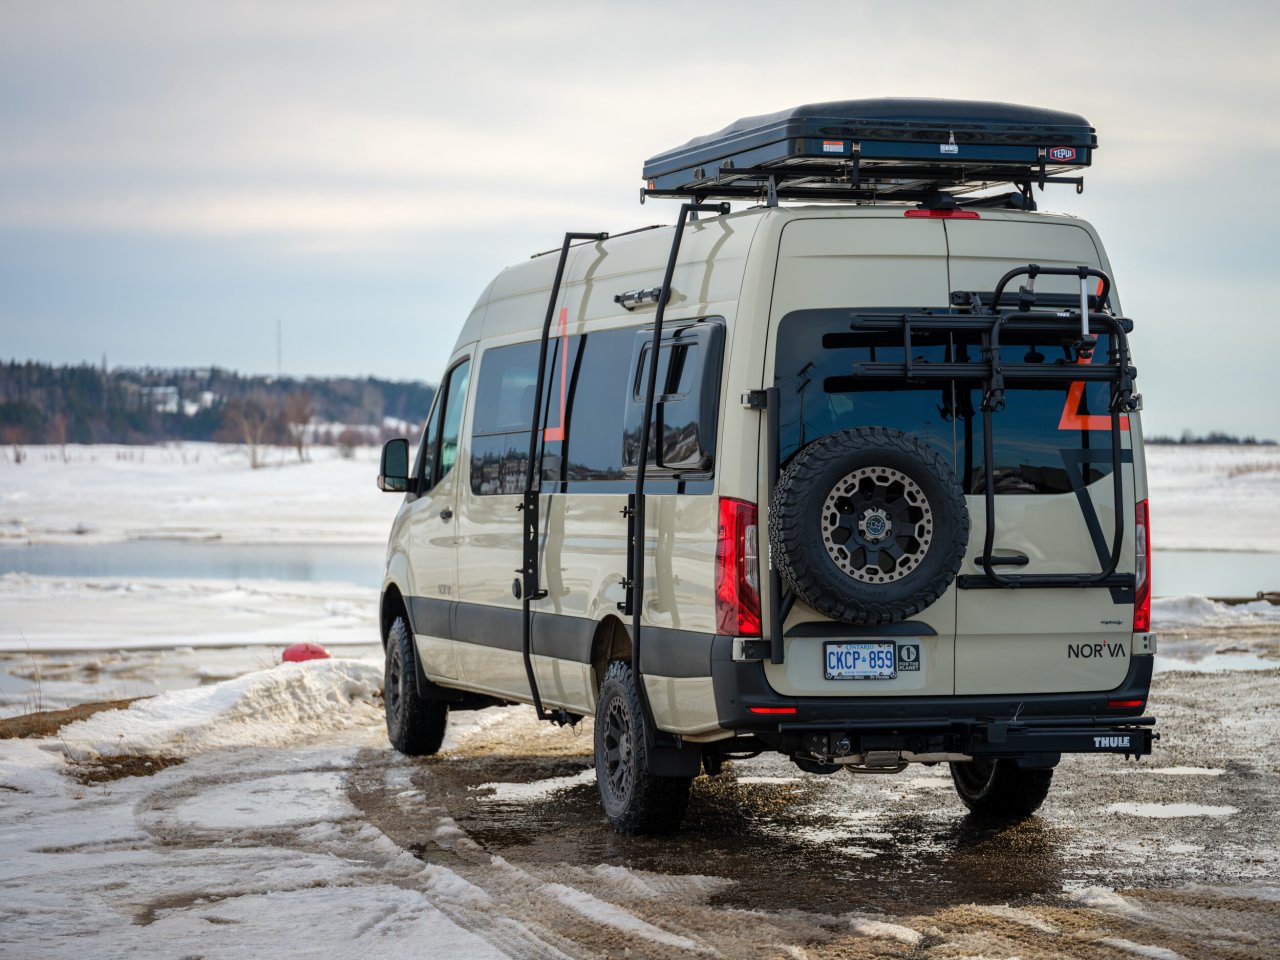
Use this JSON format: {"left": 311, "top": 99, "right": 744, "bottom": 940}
{"left": 0, "top": 443, "right": 399, "bottom": 545}
{"left": 1146, "top": 443, "right": 1280, "bottom": 553}
{"left": 2, "top": 441, "right": 1278, "bottom": 550}
{"left": 0, "top": 441, "right": 1277, "bottom": 957}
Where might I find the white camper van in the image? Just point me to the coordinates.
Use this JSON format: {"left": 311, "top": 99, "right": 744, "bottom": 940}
{"left": 376, "top": 99, "right": 1156, "bottom": 834}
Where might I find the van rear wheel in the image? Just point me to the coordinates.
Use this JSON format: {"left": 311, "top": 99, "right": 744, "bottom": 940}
{"left": 594, "top": 660, "right": 691, "bottom": 835}
{"left": 949, "top": 758, "right": 1052, "bottom": 819}
{"left": 384, "top": 615, "right": 449, "bottom": 756}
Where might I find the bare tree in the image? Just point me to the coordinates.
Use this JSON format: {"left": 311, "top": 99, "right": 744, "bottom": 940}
{"left": 281, "top": 392, "right": 314, "bottom": 462}
{"left": 217, "top": 395, "right": 276, "bottom": 469}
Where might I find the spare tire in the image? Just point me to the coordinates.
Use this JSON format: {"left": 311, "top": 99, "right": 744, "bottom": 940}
{"left": 769, "top": 426, "right": 968, "bottom": 625}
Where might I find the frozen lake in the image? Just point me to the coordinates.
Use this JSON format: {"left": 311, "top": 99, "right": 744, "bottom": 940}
{"left": 0, "top": 540, "right": 1276, "bottom": 598}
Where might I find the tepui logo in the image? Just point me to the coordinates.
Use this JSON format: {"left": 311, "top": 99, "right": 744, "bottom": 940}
{"left": 1048, "top": 146, "right": 1078, "bottom": 162}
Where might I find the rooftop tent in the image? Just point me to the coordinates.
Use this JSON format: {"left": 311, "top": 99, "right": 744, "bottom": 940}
{"left": 641, "top": 98, "right": 1097, "bottom": 205}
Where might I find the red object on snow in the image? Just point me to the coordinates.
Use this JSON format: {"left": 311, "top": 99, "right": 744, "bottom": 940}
{"left": 282, "top": 642, "right": 331, "bottom": 663}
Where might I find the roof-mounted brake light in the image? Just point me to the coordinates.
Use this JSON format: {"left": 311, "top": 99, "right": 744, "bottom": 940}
{"left": 904, "top": 209, "right": 981, "bottom": 219}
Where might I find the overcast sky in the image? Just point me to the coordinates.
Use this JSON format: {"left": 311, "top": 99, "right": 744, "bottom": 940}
{"left": 2, "top": 1, "right": 1278, "bottom": 438}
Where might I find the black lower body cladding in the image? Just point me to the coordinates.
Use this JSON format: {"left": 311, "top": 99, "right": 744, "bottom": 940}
{"left": 770, "top": 426, "right": 970, "bottom": 625}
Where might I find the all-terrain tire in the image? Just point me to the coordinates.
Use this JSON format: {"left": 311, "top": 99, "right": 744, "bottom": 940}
{"left": 384, "top": 615, "right": 449, "bottom": 756}
{"left": 594, "top": 660, "right": 692, "bottom": 835}
{"left": 949, "top": 759, "right": 1053, "bottom": 819}
{"left": 769, "top": 426, "right": 969, "bottom": 625}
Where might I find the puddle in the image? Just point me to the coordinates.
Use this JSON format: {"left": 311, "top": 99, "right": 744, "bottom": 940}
{"left": 447, "top": 765, "right": 1072, "bottom": 912}
{"left": 1154, "top": 652, "right": 1278, "bottom": 673}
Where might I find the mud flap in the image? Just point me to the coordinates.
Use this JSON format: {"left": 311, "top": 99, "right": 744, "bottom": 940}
{"left": 649, "top": 743, "right": 703, "bottom": 777}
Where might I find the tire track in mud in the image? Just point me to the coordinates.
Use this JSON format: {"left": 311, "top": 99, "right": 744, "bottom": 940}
{"left": 345, "top": 672, "right": 1280, "bottom": 960}
{"left": 347, "top": 745, "right": 820, "bottom": 960}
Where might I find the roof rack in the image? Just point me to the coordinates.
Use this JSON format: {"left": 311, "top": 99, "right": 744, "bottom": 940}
{"left": 641, "top": 98, "right": 1096, "bottom": 209}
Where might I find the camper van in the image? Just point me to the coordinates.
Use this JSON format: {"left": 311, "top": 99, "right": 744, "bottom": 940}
{"left": 376, "top": 99, "right": 1156, "bottom": 834}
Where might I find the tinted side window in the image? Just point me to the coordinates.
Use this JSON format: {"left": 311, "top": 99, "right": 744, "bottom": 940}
{"left": 469, "top": 340, "right": 555, "bottom": 496}
{"left": 434, "top": 359, "right": 470, "bottom": 487}
{"left": 414, "top": 393, "right": 440, "bottom": 489}
{"left": 622, "top": 321, "right": 724, "bottom": 476}
{"left": 471, "top": 341, "right": 543, "bottom": 437}
{"left": 545, "top": 327, "right": 633, "bottom": 483}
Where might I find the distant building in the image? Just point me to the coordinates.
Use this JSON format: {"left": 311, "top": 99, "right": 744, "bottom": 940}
{"left": 141, "top": 385, "right": 180, "bottom": 415}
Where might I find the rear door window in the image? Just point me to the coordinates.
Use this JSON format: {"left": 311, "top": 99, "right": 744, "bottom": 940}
{"left": 774, "top": 310, "right": 953, "bottom": 467}
{"left": 955, "top": 330, "right": 1126, "bottom": 495}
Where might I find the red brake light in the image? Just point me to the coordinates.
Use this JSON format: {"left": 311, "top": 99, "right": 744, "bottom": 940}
{"left": 748, "top": 706, "right": 797, "bottom": 715}
{"left": 1108, "top": 699, "right": 1145, "bottom": 709}
{"left": 1134, "top": 499, "right": 1151, "bottom": 632}
{"left": 904, "top": 209, "right": 980, "bottom": 219}
{"left": 716, "top": 497, "right": 761, "bottom": 636}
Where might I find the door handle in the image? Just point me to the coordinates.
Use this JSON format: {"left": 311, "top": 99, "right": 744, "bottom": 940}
{"left": 439, "top": 507, "right": 453, "bottom": 521}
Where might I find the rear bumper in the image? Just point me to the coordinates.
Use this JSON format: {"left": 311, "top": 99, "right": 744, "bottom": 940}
{"left": 711, "top": 639, "right": 1157, "bottom": 759}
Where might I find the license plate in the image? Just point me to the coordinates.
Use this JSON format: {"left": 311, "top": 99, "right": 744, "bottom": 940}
{"left": 824, "top": 641, "right": 896, "bottom": 680}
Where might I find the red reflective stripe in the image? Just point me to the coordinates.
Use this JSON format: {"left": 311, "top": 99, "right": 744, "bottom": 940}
{"left": 1108, "top": 698, "right": 1144, "bottom": 709}
{"left": 1057, "top": 331, "right": 1130, "bottom": 432}
{"left": 748, "top": 706, "right": 797, "bottom": 715}
{"left": 544, "top": 307, "right": 568, "bottom": 442}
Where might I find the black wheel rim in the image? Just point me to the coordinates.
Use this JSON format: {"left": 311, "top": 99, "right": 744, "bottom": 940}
{"left": 602, "top": 695, "right": 634, "bottom": 805}
{"left": 821, "top": 465, "right": 933, "bottom": 584}
{"left": 386, "top": 643, "right": 402, "bottom": 727}
{"left": 954, "top": 758, "right": 996, "bottom": 794}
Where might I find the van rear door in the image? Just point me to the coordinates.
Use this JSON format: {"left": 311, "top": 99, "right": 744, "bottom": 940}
{"left": 763, "top": 215, "right": 957, "bottom": 698}
{"left": 944, "top": 217, "right": 1136, "bottom": 695}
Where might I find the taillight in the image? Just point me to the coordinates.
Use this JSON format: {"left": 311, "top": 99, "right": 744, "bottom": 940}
{"left": 716, "top": 498, "right": 761, "bottom": 636}
{"left": 1108, "top": 698, "right": 1145, "bottom": 710}
{"left": 904, "top": 209, "right": 981, "bottom": 219}
{"left": 1134, "top": 499, "right": 1151, "bottom": 632}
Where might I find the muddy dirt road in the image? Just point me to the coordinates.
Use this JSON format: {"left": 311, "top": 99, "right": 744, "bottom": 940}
{"left": 350, "top": 665, "right": 1280, "bottom": 959}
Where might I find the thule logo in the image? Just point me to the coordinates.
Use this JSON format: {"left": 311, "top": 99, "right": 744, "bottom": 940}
{"left": 1094, "top": 736, "right": 1131, "bottom": 749}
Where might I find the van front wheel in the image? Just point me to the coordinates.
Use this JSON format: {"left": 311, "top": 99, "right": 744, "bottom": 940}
{"left": 949, "top": 758, "right": 1052, "bottom": 819}
{"left": 384, "top": 616, "right": 449, "bottom": 756}
{"left": 594, "top": 660, "right": 691, "bottom": 835}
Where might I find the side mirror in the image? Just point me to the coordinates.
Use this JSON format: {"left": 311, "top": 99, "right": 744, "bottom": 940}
{"left": 378, "top": 438, "right": 410, "bottom": 493}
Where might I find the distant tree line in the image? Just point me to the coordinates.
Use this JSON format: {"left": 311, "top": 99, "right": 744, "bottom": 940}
{"left": 0, "top": 361, "right": 435, "bottom": 448}
{"left": 1147, "top": 430, "right": 1276, "bottom": 446}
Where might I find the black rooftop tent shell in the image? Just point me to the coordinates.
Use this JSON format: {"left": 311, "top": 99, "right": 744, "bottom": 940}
{"left": 641, "top": 98, "right": 1097, "bottom": 204}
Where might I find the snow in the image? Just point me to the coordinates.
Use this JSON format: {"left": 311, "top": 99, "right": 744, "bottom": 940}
{"left": 0, "top": 573, "right": 379, "bottom": 653}
{"left": 1100, "top": 938, "right": 1185, "bottom": 960}
{"left": 0, "top": 442, "right": 400, "bottom": 545}
{"left": 849, "top": 918, "right": 924, "bottom": 945}
{"left": 0, "top": 665, "right": 511, "bottom": 960}
{"left": 1105, "top": 802, "right": 1239, "bottom": 818}
{"left": 1152, "top": 595, "right": 1280, "bottom": 627}
{"left": 1146, "top": 444, "right": 1280, "bottom": 553}
{"left": 1064, "top": 886, "right": 1146, "bottom": 917}
{"left": 0, "top": 442, "right": 1276, "bottom": 957}
{"left": 539, "top": 881, "right": 699, "bottom": 951}
{"left": 477, "top": 767, "right": 595, "bottom": 802}
{"left": 56, "top": 658, "right": 383, "bottom": 759}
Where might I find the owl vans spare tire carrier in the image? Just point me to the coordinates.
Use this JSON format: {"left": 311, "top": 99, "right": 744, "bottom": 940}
{"left": 770, "top": 427, "right": 968, "bottom": 625}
